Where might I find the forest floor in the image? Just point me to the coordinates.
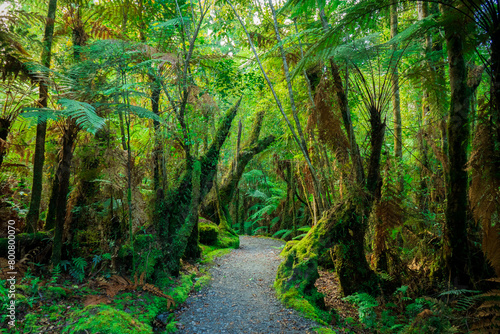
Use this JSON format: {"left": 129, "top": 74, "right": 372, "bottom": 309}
{"left": 175, "top": 236, "right": 322, "bottom": 333}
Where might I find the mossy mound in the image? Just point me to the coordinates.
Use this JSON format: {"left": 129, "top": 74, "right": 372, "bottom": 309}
{"left": 199, "top": 219, "right": 219, "bottom": 245}
{"left": 275, "top": 197, "right": 379, "bottom": 325}
{"left": 41, "top": 286, "right": 67, "bottom": 301}
{"left": 217, "top": 213, "right": 239, "bottom": 249}
{"left": 199, "top": 216, "right": 239, "bottom": 249}
{"left": 63, "top": 305, "right": 152, "bottom": 334}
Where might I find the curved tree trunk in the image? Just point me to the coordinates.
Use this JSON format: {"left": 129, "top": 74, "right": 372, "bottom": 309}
{"left": 155, "top": 98, "right": 241, "bottom": 276}
{"left": 200, "top": 135, "right": 275, "bottom": 224}
{"left": 200, "top": 109, "right": 274, "bottom": 224}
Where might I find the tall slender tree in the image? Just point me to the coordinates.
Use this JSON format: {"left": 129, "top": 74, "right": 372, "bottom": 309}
{"left": 25, "top": 0, "right": 58, "bottom": 233}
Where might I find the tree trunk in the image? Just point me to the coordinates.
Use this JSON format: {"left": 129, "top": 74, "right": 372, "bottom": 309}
{"left": 151, "top": 78, "right": 162, "bottom": 191}
{"left": 366, "top": 107, "right": 386, "bottom": 200}
{"left": 26, "top": 0, "right": 58, "bottom": 233}
{"left": 491, "top": 27, "right": 500, "bottom": 172}
{"left": 200, "top": 110, "right": 274, "bottom": 224}
{"left": 51, "top": 120, "right": 79, "bottom": 265}
{"left": 391, "top": 1, "right": 403, "bottom": 190}
{"left": 155, "top": 99, "right": 241, "bottom": 276}
{"left": 441, "top": 4, "right": 472, "bottom": 286}
{"left": 0, "top": 118, "right": 11, "bottom": 169}
{"left": 45, "top": 170, "right": 59, "bottom": 231}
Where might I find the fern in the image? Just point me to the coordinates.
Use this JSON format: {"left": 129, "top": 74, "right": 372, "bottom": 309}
{"left": 292, "top": 233, "right": 307, "bottom": 240}
{"left": 272, "top": 229, "right": 290, "bottom": 238}
{"left": 23, "top": 98, "right": 105, "bottom": 134}
{"left": 296, "top": 226, "right": 311, "bottom": 232}
{"left": 252, "top": 226, "right": 268, "bottom": 235}
{"left": 473, "top": 288, "right": 500, "bottom": 332}
{"left": 49, "top": 265, "right": 61, "bottom": 285}
{"left": 343, "top": 292, "right": 378, "bottom": 328}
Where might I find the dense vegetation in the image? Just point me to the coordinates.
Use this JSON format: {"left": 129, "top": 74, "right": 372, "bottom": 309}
{"left": 1, "top": 0, "right": 500, "bottom": 332}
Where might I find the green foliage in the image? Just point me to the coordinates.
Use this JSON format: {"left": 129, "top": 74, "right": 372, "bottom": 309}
{"left": 63, "top": 305, "right": 152, "bottom": 334}
{"left": 62, "top": 257, "right": 88, "bottom": 283}
{"left": 344, "top": 293, "right": 378, "bottom": 327}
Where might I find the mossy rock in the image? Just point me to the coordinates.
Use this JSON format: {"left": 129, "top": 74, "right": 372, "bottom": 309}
{"left": 199, "top": 221, "right": 219, "bottom": 245}
{"left": 63, "top": 305, "right": 152, "bottom": 334}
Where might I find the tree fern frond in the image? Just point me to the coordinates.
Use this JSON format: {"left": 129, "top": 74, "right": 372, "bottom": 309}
{"left": 57, "top": 98, "right": 105, "bottom": 134}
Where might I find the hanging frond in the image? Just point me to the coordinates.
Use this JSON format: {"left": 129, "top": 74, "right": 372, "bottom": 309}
{"left": 23, "top": 99, "right": 105, "bottom": 134}
{"left": 310, "top": 76, "right": 349, "bottom": 163}
{"left": 468, "top": 115, "right": 500, "bottom": 276}
{"left": 57, "top": 98, "right": 105, "bottom": 134}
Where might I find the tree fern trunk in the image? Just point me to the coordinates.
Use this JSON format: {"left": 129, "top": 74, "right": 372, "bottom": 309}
{"left": 51, "top": 120, "right": 79, "bottom": 265}
{"left": 26, "top": 0, "right": 58, "bottom": 233}
{"left": 441, "top": 4, "right": 472, "bottom": 286}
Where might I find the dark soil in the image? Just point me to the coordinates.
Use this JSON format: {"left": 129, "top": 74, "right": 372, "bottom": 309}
{"left": 175, "top": 236, "right": 321, "bottom": 334}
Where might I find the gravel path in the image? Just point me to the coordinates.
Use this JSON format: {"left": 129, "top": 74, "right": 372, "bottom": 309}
{"left": 175, "top": 236, "right": 320, "bottom": 334}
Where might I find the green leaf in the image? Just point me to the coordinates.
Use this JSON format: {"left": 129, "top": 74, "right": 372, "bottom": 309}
{"left": 57, "top": 98, "right": 105, "bottom": 134}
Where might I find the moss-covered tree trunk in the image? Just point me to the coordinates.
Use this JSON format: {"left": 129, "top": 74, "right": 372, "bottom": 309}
{"left": 277, "top": 11, "right": 386, "bottom": 306}
{"left": 275, "top": 197, "right": 379, "bottom": 319}
{"left": 25, "top": 0, "right": 58, "bottom": 233}
{"left": 155, "top": 99, "right": 241, "bottom": 276}
{"left": 200, "top": 110, "right": 275, "bottom": 224}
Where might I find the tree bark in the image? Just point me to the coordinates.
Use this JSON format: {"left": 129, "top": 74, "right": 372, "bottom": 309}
{"left": 441, "top": 3, "right": 472, "bottom": 286}
{"left": 51, "top": 119, "right": 79, "bottom": 265}
{"left": 200, "top": 110, "right": 274, "bottom": 224}
{"left": 26, "top": 0, "right": 58, "bottom": 233}
{"left": 0, "top": 118, "right": 11, "bottom": 169}
{"left": 151, "top": 78, "right": 162, "bottom": 192}
{"left": 156, "top": 98, "right": 241, "bottom": 276}
{"left": 391, "top": 0, "right": 403, "bottom": 191}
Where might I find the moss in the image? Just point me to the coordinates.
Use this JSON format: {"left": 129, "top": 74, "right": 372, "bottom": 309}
{"left": 217, "top": 212, "right": 240, "bottom": 249}
{"left": 165, "top": 273, "right": 195, "bottom": 305}
{"left": 112, "top": 291, "right": 171, "bottom": 326}
{"left": 194, "top": 273, "right": 212, "bottom": 291}
{"left": 274, "top": 281, "right": 331, "bottom": 326}
{"left": 313, "top": 327, "right": 337, "bottom": 333}
{"left": 63, "top": 305, "right": 152, "bottom": 334}
{"left": 275, "top": 197, "right": 379, "bottom": 329}
{"left": 41, "top": 286, "right": 67, "bottom": 301}
{"left": 199, "top": 221, "right": 219, "bottom": 245}
{"left": 201, "top": 247, "right": 232, "bottom": 263}
{"left": 164, "top": 321, "right": 179, "bottom": 333}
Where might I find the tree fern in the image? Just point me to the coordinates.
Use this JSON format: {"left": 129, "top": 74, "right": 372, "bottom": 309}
{"left": 23, "top": 98, "right": 105, "bottom": 134}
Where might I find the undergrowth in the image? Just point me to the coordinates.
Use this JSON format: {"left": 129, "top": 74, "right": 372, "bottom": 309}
{"left": 1, "top": 225, "right": 238, "bottom": 333}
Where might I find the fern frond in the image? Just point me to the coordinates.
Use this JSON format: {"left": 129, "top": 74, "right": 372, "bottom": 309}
{"left": 57, "top": 98, "right": 105, "bottom": 134}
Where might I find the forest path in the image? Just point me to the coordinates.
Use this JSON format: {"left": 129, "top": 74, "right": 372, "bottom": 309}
{"left": 175, "top": 236, "right": 320, "bottom": 333}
